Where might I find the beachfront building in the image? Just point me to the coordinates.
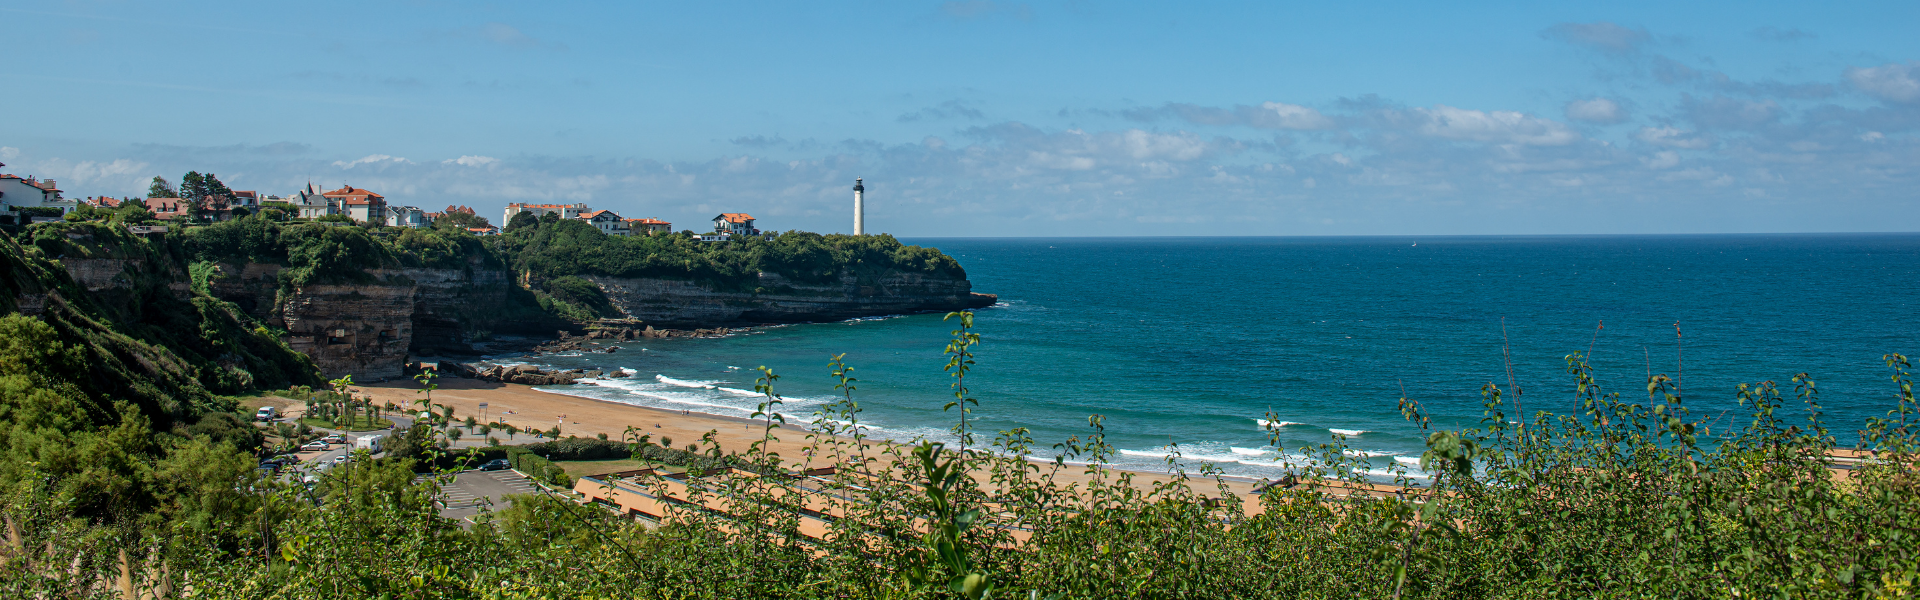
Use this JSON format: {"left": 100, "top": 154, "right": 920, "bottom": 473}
{"left": 712, "top": 213, "right": 758, "bottom": 236}
{"left": 626, "top": 217, "right": 672, "bottom": 235}
{"left": 325, "top": 186, "right": 388, "bottom": 224}
{"left": 502, "top": 202, "right": 589, "bottom": 226}
{"left": 387, "top": 205, "right": 429, "bottom": 228}
{"left": 231, "top": 190, "right": 259, "bottom": 208}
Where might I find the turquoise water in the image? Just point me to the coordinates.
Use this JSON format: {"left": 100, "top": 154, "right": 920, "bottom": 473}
{"left": 517, "top": 234, "right": 1920, "bottom": 479}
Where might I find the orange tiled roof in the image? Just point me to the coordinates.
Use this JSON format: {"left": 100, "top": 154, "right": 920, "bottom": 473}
{"left": 581, "top": 209, "right": 619, "bottom": 219}
{"left": 322, "top": 186, "right": 384, "bottom": 199}
{"left": 626, "top": 218, "right": 670, "bottom": 224}
{"left": 715, "top": 213, "right": 754, "bottom": 223}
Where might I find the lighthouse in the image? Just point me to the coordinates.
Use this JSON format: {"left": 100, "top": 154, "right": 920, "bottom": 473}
{"left": 852, "top": 177, "right": 865, "bottom": 235}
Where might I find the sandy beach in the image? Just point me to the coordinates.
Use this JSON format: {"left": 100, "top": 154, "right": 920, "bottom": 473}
{"left": 352, "top": 377, "right": 1295, "bottom": 500}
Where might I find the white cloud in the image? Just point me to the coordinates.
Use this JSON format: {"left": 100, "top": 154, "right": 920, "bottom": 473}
{"left": 0, "top": 147, "right": 18, "bottom": 160}
{"left": 333, "top": 154, "right": 411, "bottom": 168}
{"left": 1565, "top": 98, "right": 1627, "bottom": 124}
{"left": 1118, "top": 130, "right": 1208, "bottom": 160}
{"left": 1414, "top": 105, "right": 1579, "bottom": 146}
{"left": 1846, "top": 61, "right": 1920, "bottom": 103}
{"left": 1643, "top": 150, "right": 1680, "bottom": 169}
{"left": 1860, "top": 131, "right": 1886, "bottom": 142}
{"left": 1255, "top": 102, "right": 1335, "bottom": 130}
{"left": 444, "top": 155, "right": 498, "bottom": 167}
{"left": 1634, "top": 126, "right": 1711, "bottom": 149}
{"left": 1028, "top": 152, "right": 1096, "bottom": 170}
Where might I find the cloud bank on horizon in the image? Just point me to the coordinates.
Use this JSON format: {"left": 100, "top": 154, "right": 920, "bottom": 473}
{"left": 3, "top": 1, "right": 1916, "bottom": 236}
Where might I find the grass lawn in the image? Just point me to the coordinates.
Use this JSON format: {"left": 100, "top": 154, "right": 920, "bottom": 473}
{"left": 298, "top": 416, "right": 390, "bottom": 432}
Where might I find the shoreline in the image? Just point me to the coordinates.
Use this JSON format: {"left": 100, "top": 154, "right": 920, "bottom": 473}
{"left": 355, "top": 378, "right": 1306, "bottom": 499}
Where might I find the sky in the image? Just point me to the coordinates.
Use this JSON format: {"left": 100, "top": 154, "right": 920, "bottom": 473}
{"left": 2, "top": 1, "right": 1917, "bottom": 236}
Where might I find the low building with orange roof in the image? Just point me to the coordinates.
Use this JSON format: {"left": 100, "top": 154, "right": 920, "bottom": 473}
{"left": 626, "top": 217, "right": 672, "bottom": 235}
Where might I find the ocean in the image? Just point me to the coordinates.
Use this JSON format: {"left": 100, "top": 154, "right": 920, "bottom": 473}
{"left": 509, "top": 234, "right": 1920, "bottom": 480}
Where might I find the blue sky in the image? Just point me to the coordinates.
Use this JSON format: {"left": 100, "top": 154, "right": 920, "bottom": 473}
{"left": 3, "top": 1, "right": 1916, "bottom": 235}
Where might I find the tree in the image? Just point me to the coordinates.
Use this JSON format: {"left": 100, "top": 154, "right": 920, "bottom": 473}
{"left": 538, "top": 212, "right": 561, "bottom": 225}
{"left": 506, "top": 211, "right": 539, "bottom": 231}
{"left": 180, "top": 171, "right": 234, "bottom": 218}
{"left": 147, "top": 176, "right": 176, "bottom": 199}
{"left": 116, "top": 202, "right": 157, "bottom": 224}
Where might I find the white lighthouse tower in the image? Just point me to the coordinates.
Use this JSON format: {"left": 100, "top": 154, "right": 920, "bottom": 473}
{"left": 853, "top": 177, "right": 865, "bottom": 235}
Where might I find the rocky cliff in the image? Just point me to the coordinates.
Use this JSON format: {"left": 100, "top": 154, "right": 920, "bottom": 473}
{"left": 35, "top": 223, "right": 995, "bottom": 382}
{"left": 586, "top": 271, "right": 996, "bottom": 327}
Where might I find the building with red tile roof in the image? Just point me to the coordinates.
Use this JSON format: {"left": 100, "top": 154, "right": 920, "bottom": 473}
{"left": 711, "top": 213, "right": 758, "bottom": 236}
{"left": 324, "top": 185, "right": 388, "bottom": 223}
{"left": 626, "top": 217, "right": 672, "bottom": 235}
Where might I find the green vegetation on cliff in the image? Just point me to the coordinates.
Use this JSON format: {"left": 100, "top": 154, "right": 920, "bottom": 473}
{"left": 499, "top": 217, "right": 964, "bottom": 286}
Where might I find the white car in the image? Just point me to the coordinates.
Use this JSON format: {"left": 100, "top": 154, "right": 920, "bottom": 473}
{"left": 331, "top": 455, "right": 350, "bottom": 465}
{"left": 300, "top": 441, "right": 329, "bottom": 451}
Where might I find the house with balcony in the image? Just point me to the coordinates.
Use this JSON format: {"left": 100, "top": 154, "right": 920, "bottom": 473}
{"left": 580, "top": 209, "right": 630, "bottom": 235}
{"left": 712, "top": 213, "right": 758, "bottom": 236}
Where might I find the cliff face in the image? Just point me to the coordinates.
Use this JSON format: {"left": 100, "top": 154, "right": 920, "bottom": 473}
{"left": 280, "top": 282, "right": 415, "bottom": 381}
{"left": 265, "top": 267, "right": 525, "bottom": 380}
{"left": 587, "top": 271, "right": 995, "bottom": 327}
{"left": 41, "top": 231, "right": 994, "bottom": 381}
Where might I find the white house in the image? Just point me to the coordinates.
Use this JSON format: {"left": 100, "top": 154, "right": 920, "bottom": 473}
{"left": 502, "top": 202, "right": 589, "bottom": 226}
{"left": 291, "top": 183, "right": 336, "bottom": 219}
{"left": 387, "top": 205, "right": 429, "bottom": 228}
{"left": 0, "top": 173, "right": 74, "bottom": 221}
{"left": 712, "top": 213, "right": 758, "bottom": 236}
{"left": 580, "top": 209, "right": 629, "bottom": 235}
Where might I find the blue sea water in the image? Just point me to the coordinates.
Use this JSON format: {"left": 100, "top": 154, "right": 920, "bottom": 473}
{"left": 514, "top": 234, "right": 1920, "bottom": 479}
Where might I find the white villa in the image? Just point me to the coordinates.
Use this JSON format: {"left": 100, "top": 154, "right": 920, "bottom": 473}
{"left": 0, "top": 173, "right": 75, "bottom": 222}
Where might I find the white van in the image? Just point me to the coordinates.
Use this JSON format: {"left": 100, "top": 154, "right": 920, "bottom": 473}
{"left": 355, "top": 434, "right": 385, "bottom": 452}
{"left": 254, "top": 406, "right": 277, "bottom": 422}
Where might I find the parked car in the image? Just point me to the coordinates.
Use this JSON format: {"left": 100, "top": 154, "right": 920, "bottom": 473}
{"left": 479, "top": 459, "right": 511, "bottom": 472}
{"left": 300, "top": 441, "right": 329, "bottom": 451}
{"left": 321, "top": 434, "right": 346, "bottom": 444}
{"left": 275, "top": 454, "right": 302, "bottom": 464}
{"left": 331, "top": 455, "right": 350, "bottom": 465}
{"left": 254, "top": 406, "right": 277, "bottom": 422}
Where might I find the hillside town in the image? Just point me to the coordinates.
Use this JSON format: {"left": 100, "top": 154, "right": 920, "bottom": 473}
{"left": 0, "top": 169, "right": 717, "bottom": 237}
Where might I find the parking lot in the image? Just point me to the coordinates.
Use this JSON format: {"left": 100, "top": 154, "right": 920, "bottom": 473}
{"left": 422, "top": 469, "right": 544, "bottom": 523}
